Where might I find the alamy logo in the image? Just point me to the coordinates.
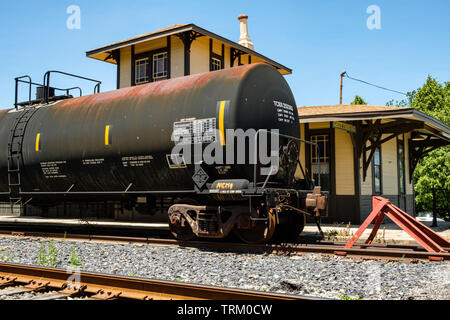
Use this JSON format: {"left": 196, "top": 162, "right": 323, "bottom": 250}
{"left": 170, "top": 128, "right": 281, "bottom": 176}
{"left": 66, "top": 266, "right": 81, "bottom": 291}
{"left": 366, "top": 5, "right": 381, "bottom": 30}
{"left": 66, "top": 5, "right": 81, "bottom": 30}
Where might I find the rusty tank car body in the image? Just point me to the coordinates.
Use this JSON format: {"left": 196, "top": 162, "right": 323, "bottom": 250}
{"left": 0, "top": 64, "right": 327, "bottom": 243}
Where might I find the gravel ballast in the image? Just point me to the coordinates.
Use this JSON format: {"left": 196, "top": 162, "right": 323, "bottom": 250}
{"left": 0, "top": 236, "right": 448, "bottom": 300}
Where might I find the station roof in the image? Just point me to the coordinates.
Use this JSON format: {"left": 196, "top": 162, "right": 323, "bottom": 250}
{"left": 298, "top": 104, "right": 450, "bottom": 142}
{"left": 86, "top": 24, "right": 292, "bottom": 75}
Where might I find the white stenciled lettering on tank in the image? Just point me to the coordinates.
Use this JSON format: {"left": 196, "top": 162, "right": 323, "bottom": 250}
{"left": 122, "top": 155, "right": 153, "bottom": 167}
{"left": 82, "top": 159, "right": 105, "bottom": 165}
{"left": 273, "top": 101, "right": 295, "bottom": 124}
{"left": 40, "top": 161, "right": 67, "bottom": 179}
{"left": 173, "top": 118, "right": 217, "bottom": 145}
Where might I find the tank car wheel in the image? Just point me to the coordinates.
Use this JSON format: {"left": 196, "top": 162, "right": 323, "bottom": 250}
{"left": 233, "top": 210, "right": 277, "bottom": 244}
{"left": 168, "top": 198, "right": 198, "bottom": 241}
{"left": 274, "top": 211, "right": 306, "bottom": 243}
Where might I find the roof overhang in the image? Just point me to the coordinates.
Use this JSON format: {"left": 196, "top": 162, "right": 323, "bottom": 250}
{"left": 298, "top": 107, "right": 450, "bottom": 142}
{"left": 86, "top": 24, "right": 292, "bottom": 75}
{"left": 300, "top": 105, "right": 449, "bottom": 182}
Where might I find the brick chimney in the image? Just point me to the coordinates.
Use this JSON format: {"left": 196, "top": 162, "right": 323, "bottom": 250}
{"left": 238, "top": 14, "right": 254, "bottom": 50}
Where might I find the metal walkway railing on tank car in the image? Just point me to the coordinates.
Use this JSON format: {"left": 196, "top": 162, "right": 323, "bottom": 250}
{"left": 14, "top": 71, "right": 102, "bottom": 109}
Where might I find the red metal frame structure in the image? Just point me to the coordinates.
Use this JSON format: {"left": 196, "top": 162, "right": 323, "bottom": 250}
{"left": 344, "top": 196, "right": 450, "bottom": 255}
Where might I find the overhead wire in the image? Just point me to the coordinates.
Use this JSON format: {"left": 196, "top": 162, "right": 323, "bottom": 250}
{"left": 344, "top": 73, "right": 408, "bottom": 96}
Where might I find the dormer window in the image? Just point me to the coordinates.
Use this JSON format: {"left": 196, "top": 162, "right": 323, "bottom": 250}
{"left": 134, "top": 49, "right": 169, "bottom": 85}
{"left": 135, "top": 58, "right": 150, "bottom": 84}
{"left": 153, "top": 52, "right": 168, "bottom": 81}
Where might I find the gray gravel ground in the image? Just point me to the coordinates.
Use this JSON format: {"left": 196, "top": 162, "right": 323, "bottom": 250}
{"left": 0, "top": 236, "right": 448, "bottom": 300}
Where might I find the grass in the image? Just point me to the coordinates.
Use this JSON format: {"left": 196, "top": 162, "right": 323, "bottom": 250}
{"left": 37, "top": 240, "right": 60, "bottom": 268}
{"left": 0, "top": 248, "right": 12, "bottom": 263}
{"left": 339, "top": 294, "right": 364, "bottom": 300}
{"left": 373, "top": 227, "right": 386, "bottom": 244}
{"left": 69, "top": 247, "right": 83, "bottom": 268}
{"left": 324, "top": 223, "right": 387, "bottom": 244}
{"left": 37, "top": 240, "right": 83, "bottom": 269}
{"left": 323, "top": 222, "right": 354, "bottom": 240}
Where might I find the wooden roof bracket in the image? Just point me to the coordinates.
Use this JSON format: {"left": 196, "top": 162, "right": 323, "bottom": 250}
{"left": 103, "top": 49, "right": 120, "bottom": 63}
{"left": 230, "top": 47, "right": 245, "bottom": 67}
{"left": 408, "top": 134, "right": 449, "bottom": 183}
{"left": 176, "top": 31, "right": 203, "bottom": 50}
{"left": 355, "top": 119, "right": 425, "bottom": 181}
{"left": 176, "top": 31, "right": 204, "bottom": 76}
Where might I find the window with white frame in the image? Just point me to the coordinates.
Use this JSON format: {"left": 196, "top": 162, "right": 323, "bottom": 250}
{"left": 311, "top": 135, "right": 329, "bottom": 164}
{"left": 211, "top": 57, "right": 222, "bottom": 71}
{"left": 153, "top": 52, "right": 168, "bottom": 81}
{"left": 310, "top": 134, "right": 330, "bottom": 191}
{"left": 135, "top": 58, "right": 150, "bottom": 84}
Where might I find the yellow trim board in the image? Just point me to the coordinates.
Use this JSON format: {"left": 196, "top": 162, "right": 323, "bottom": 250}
{"left": 35, "top": 133, "right": 41, "bottom": 151}
{"left": 105, "top": 125, "right": 110, "bottom": 146}
{"left": 219, "top": 101, "right": 226, "bottom": 146}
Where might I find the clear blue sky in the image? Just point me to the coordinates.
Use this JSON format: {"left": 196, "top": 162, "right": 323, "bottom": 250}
{"left": 1, "top": 0, "right": 449, "bottom": 109}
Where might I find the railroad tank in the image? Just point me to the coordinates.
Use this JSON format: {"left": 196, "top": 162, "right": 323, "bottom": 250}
{"left": 0, "top": 63, "right": 327, "bottom": 243}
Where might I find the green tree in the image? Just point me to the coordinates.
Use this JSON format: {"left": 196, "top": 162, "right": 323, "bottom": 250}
{"left": 407, "top": 76, "right": 450, "bottom": 219}
{"left": 350, "top": 95, "right": 367, "bottom": 105}
{"left": 414, "top": 148, "right": 450, "bottom": 219}
{"left": 409, "top": 76, "right": 450, "bottom": 124}
{"left": 386, "top": 98, "right": 409, "bottom": 108}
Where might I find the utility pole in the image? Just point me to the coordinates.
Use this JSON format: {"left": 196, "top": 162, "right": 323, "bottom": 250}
{"left": 340, "top": 71, "right": 347, "bottom": 104}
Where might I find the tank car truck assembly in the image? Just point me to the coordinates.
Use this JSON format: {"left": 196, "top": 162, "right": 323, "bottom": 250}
{"left": 0, "top": 64, "right": 327, "bottom": 243}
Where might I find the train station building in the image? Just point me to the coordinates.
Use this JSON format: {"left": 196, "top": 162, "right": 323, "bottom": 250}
{"left": 85, "top": 17, "right": 450, "bottom": 224}
{"left": 296, "top": 105, "right": 450, "bottom": 223}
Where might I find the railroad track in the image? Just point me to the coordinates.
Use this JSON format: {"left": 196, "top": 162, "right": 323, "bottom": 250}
{"left": 0, "top": 262, "right": 316, "bottom": 300}
{"left": 1, "top": 229, "right": 449, "bottom": 262}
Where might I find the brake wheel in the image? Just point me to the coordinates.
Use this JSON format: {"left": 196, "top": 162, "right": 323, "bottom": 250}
{"left": 279, "top": 140, "right": 299, "bottom": 185}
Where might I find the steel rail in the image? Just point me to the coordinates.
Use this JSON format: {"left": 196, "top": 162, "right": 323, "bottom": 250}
{"left": 0, "top": 263, "right": 317, "bottom": 300}
{"left": 0, "top": 230, "right": 448, "bottom": 261}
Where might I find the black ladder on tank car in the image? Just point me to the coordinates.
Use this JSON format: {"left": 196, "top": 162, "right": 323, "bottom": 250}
{"left": 7, "top": 107, "right": 39, "bottom": 213}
